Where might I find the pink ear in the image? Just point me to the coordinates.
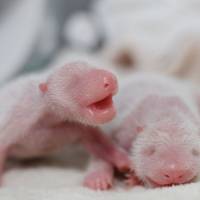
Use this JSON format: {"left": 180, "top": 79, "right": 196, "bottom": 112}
{"left": 39, "top": 83, "right": 48, "bottom": 93}
{"left": 136, "top": 126, "right": 144, "bottom": 133}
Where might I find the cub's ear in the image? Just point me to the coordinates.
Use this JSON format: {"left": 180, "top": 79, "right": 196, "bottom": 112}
{"left": 193, "top": 87, "right": 200, "bottom": 112}
{"left": 39, "top": 83, "right": 48, "bottom": 93}
{"left": 136, "top": 125, "right": 144, "bottom": 133}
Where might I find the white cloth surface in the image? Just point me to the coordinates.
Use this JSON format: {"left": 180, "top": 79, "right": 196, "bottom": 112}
{"left": 1, "top": 145, "right": 200, "bottom": 200}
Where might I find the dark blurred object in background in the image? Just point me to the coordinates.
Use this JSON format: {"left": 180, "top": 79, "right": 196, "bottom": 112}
{"left": 0, "top": 0, "right": 96, "bottom": 84}
{"left": 1, "top": 0, "right": 200, "bottom": 86}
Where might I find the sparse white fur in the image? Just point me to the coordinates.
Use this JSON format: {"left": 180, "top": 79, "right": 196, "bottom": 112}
{"left": 102, "top": 72, "right": 200, "bottom": 132}
{"left": 101, "top": 72, "right": 200, "bottom": 187}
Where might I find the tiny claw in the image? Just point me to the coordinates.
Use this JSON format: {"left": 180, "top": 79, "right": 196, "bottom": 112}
{"left": 110, "top": 147, "right": 134, "bottom": 173}
{"left": 124, "top": 172, "right": 143, "bottom": 187}
{"left": 119, "top": 165, "right": 132, "bottom": 173}
{"left": 115, "top": 158, "right": 134, "bottom": 174}
{"left": 83, "top": 170, "right": 113, "bottom": 191}
{"left": 125, "top": 169, "right": 136, "bottom": 177}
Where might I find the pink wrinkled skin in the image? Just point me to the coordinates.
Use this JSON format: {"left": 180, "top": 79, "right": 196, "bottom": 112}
{"left": 85, "top": 73, "right": 200, "bottom": 190}
{"left": 0, "top": 62, "right": 132, "bottom": 185}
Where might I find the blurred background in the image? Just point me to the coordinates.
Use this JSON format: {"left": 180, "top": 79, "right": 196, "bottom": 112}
{"left": 1, "top": 0, "right": 200, "bottom": 85}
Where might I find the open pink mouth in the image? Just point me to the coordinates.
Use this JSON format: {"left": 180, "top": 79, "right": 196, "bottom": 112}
{"left": 88, "top": 95, "right": 113, "bottom": 111}
{"left": 85, "top": 94, "right": 116, "bottom": 124}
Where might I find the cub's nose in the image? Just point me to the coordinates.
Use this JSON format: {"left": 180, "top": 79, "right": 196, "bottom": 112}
{"left": 157, "top": 165, "right": 193, "bottom": 185}
{"left": 88, "top": 69, "right": 118, "bottom": 94}
{"left": 161, "top": 169, "right": 190, "bottom": 184}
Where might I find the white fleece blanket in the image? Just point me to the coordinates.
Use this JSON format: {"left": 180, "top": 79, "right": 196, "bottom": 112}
{"left": 2, "top": 0, "right": 200, "bottom": 199}
{"left": 2, "top": 147, "right": 200, "bottom": 200}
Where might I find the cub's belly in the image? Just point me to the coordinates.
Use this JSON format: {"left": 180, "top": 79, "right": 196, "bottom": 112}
{"left": 8, "top": 128, "right": 81, "bottom": 159}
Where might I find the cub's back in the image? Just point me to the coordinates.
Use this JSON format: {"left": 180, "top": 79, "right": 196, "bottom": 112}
{"left": 102, "top": 72, "right": 198, "bottom": 132}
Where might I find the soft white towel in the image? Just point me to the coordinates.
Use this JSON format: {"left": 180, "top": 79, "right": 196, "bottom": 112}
{"left": 1, "top": 148, "right": 200, "bottom": 200}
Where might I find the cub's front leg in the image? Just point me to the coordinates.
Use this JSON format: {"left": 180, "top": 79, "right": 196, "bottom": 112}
{"left": 82, "top": 127, "right": 133, "bottom": 173}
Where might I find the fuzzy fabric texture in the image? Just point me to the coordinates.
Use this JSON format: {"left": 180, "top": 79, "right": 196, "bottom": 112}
{"left": 2, "top": 147, "right": 200, "bottom": 200}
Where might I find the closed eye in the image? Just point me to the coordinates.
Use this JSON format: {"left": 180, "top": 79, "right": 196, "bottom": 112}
{"left": 192, "top": 148, "right": 200, "bottom": 157}
{"left": 142, "top": 146, "right": 156, "bottom": 156}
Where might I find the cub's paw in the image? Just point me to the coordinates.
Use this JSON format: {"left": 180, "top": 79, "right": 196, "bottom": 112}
{"left": 124, "top": 171, "right": 143, "bottom": 187}
{"left": 83, "top": 170, "right": 113, "bottom": 190}
{"left": 113, "top": 150, "right": 133, "bottom": 173}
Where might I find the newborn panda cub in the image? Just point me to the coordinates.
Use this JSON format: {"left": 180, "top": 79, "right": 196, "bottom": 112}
{"left": 84, "top": 72, "right": 200, "bottom": 190}
{"left": 0, "top": 62, "right": 132, "bottom": 185}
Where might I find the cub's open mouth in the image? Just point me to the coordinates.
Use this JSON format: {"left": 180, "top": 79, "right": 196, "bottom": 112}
{"left": 87, "top": 95, "right": 113, "bottom": 111}
{"left": 85, "top": 94, "right": 116, "bottom": 124}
